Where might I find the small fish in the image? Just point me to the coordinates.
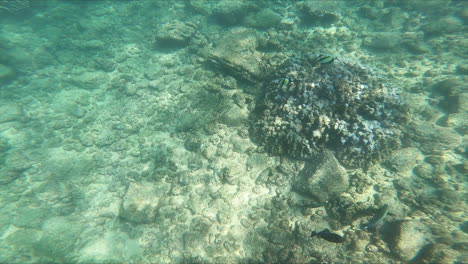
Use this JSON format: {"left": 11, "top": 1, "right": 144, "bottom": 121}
{"left": 317, "top": 54, "right": 335, "bottom": 64}
{"left": 363, "top": 204, "right": 389, "bottom": 231}
{"left": 279, "top": 78, "right": 290, "bottom": 89}
{"left": 311, "top": 229, "right": 346, "bottom": 243}
{"left": 302, "top": 200, "right": 327, "bottom": 208}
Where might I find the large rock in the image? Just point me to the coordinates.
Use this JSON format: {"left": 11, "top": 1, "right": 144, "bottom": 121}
{"left": 407, "top": 121, "right": 462, "bottom": 153}
{"left": 293, "top": 150, "right": 349, "bottom": 203}
{"left": 155, "top": 20, "right": 196, "bottom": 48}
{"left": 120, "top": 182, "right": 169, "bottom": 224}
{"left": 0, "top": 64, "right": 15, "bottom": 85}
{"left": 391, "top": 220, "right": 431, "bottom": 261}
{"left": 422, "top": 16, "right": 464, "bottom": 36}
{"left": 363, "top": 32, "right": 402, "bottom": 49}
{"left": 417, "top": 243, "right": 460, "bottom": 264}
{"left": 34, "top": 217, "right": 82, "bottom": 260}
{"left": 385, "top": 147, "right": 424, "bottom": 173}
{"left": 206, "top": 28, "right": 266, "bottom": 83}
{"left": 0, "top": 103, "right": 23, "bottom": 124}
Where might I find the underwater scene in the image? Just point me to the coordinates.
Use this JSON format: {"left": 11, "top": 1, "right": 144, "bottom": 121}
{"left": 0, "top": 0, "right": 466, "bottom": 263}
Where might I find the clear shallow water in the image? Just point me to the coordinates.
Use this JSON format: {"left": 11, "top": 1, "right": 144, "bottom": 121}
{"left": 0, "top": 1, "right": 466, "bottom": 263}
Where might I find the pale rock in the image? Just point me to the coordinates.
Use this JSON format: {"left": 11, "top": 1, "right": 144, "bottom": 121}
{"left": 385, "top": 147, "right": 424, "bottom": 173}
{"left": 293, "top": 150, "right": 349, "bottom": 203}
{"left": 391, "top": 220, "right": 431, "bottom": 261}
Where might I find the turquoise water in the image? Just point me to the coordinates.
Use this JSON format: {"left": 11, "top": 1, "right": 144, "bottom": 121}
{"left": 0, "top": 1, "right": 466, "bottom": 263}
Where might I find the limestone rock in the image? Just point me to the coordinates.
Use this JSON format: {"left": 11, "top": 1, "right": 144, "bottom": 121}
{"left": 120, "top": 182, "right": 169, "bottom": 224}
{"left": 300, "top": 2, "right": 340, "bottom": 26}
{"left": 155, "top": 20, "right": 197, "bottom": 48}
{"left": 0, "top": 103, "right": 23, "bottom": 124}
{"left": 363, "top": 32, "right": 401, "bottom": 49}
{"left": 385, "top": 147, "right": 424, "bottom": 173}
{"left": 407, "top": 121, "right": 462, "bottom": 153}
{"left": 69, "top": 71, "right": 109, "bottom": 90}
{"left": 417, "top": 243, "right": 460, "bottom": 264}
{"left": 206, "top": 28, "right": 266, "bottom": 83}
{"left": 0, "top": 64, "right": 15, "bottom": 84}
{"left": 219, "top": 104, "right": 248, "bottom": 127}
{"left": 34, "top": 216, "right": 82, "bottom": 260}
{"left": 212, "top": 0, "right": 249, "bottom": 25}
{"left": 391, "top": 220, "right": 431, "bottom": 261}
{"left": 245, "top": 9, "right": 282, "bottom": 29}
{"left": 293, "top": 150, "right": 349, "bottom": 203}
{"left": 422, "top": 16, "right": 464, "bottom": 36}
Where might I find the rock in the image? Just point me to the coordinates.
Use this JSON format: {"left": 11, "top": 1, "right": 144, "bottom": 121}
{"left": 401, "top": 32, "right": 429, "bottom": 54}
{"left": 34, "top": 217, "right": 82, "bottom": 260}
{"left": 457, "top": 93, "right": 468, "bottom": 112}
{"left": 456, "top": 64, "right": 468, "bottom": 75}
{"left": 212, "top": 0, "right": 249, "bottom": 25}
{"left": 155, "top": 20, "right": 197, "bottom": 48}
{"left": 358, "top": 6, "right": 379, "bottom": 20}
{"left": 300, "top": 2, "right": 340, "bottom": 26}
{"left": 442, "top": 112, "right": 467, "bottom": 133}
{"left": 293, "top": 150, "right": 349, "bottom": 203}
{"left": 69, "top": 71, "right": 109, "bottom": 90}
{"left": 0, "top": 64, "right": 15, "bottom": 84}
{"left": 417, "top": 243, "right": 460, "bottom": 264}
{"left": 0, "top": 103, "right": 23, "bottom": 124}
{"left": 414, "top": 163, "right": 433, "bottom": 180}
{"left": 432, "top": 77, "right": 465, "bottom": 113}
{"left": 219, "top": 104, "right": 248, "bottom": 127}
{"left": 245, "top": 9, "right": 282, "bottom": 29}
{"left": 363, "top": 32, "right": 401, "bottom": 49}
{"left": 385, "top": 147, "right": 424, "bottom": 173}
{"left": 78, "top": 231, "right": 141, "bottom": 263}
{"left": 120, "top": 182, "right": 169, "bottom": 224}
{"left": 407, "top": 121, "right": 462, "bottom": 153}
{"left": 206, "top": 28, "right": 266, "bottom": 83}
{"left": 391, "top": 220, "right": 431, "bottom": 261}
{"left": 422, "top": 16, "right": 464, "bottom": 36}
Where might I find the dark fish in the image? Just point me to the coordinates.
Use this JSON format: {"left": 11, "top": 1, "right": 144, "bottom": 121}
{"left": 317, "top": 54, "right": 335, "bottom": 64}
{"left": 311, "top": 229, "right": 346, "bottom": 243}
{"left": 363, "top": 204, "right": 389, "bottom": 231}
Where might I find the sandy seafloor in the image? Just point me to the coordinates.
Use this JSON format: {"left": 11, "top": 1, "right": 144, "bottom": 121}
{"left": 0, "top": 1, "right": 466, "bottom": 263}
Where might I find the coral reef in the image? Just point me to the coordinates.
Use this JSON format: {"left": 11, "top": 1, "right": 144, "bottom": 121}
{"left": 253, "top": 54, "right": 409, "bottom": 167}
